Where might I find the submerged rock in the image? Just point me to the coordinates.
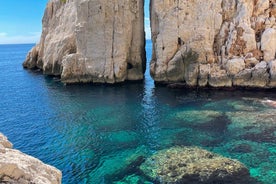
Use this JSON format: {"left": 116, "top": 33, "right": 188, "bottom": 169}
{"left": 150, "top": 0, "right": 276, "bottom": 88}
{"left": 226, "top": 109, "right": 276, "bottom": 144}
{"left": 140, "top": 146, "right": 251, "bottom": 184}
{"left": 203, "top": 99, "right": 261, "bottom": 112}
{"left": 175, "top": 110, "right": 222, "bottom": 123}
{"left": 0, "top": 133, "right": 62, "bottom": 184}
{"left": 88, "top": 146, "right": 148, "bottom": 183}
{"left": 23, "top": 0, "right": 146, "bottom": 84}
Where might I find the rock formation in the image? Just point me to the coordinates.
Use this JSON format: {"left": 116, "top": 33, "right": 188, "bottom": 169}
{"left": 140, "top": 146, "right": 251, "bottom": 184}
{"left": 150, "top": 0, "right": 276, "bottom": 88}
{"left": 0, "top": 133, "right": 62, "bottom": 184}
{"left": 23, "top": 0, "right": 146, "bottom": 84}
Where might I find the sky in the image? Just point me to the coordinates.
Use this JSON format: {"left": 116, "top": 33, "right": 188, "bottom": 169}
{"left": 0, "top": 0, "right": 151, "bottom": 44}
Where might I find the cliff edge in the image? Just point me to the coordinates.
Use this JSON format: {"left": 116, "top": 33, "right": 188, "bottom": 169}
{"left": 150, "top": 0, "right": 276, "bottom": 88}
{"left": 0, "top": 133, "right": 62, "bottom": 184}
{"left": 23, "top": 0, "right": 146, "bottom": 84}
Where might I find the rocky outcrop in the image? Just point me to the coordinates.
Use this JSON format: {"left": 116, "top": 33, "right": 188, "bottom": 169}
{"left": 0, "top": 133, "right": 62, "bottom": 184}
{"left": 23, "top": 0, "right": 146, "bottom": 84}
{"left": 150, "top": 0, "right": 276, "bottom": 88}
{"left": 0, "top": 133, "right": 13, "bottom": 149}
{"left": 140, "top": 146, "right": 251, "bottom": 184}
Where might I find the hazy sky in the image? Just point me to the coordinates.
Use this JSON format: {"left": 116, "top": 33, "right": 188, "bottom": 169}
{"left": 0, "top": 0, "right": 151, "bottom": 44}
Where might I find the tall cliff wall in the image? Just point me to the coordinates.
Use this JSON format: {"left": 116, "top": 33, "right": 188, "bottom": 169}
{"left": 23, "top": 0, "right": 146, "bottom": 84}
{"left": 151, "top": 0, "right": 276, "bottom": 88}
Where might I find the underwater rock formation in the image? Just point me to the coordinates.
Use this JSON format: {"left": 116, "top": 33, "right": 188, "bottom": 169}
{"left": 88, "top": 146, "right": 148, "bottom": 183}
{"left": 150, "top": 0, "right": 276, "bottom": 88}
{"left": 175, "top": 110, "right": 222, "bottom": 123}
{"left": 140, "top": 146, "right": 251, "bottom": 184}
{"left": 23, "top": 0, "right": 146, "bottom": 84}
{"left": 0, "top": 133, "right": 62, "bottom": 184}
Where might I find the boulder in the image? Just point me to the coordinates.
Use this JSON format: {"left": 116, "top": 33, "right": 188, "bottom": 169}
{"left": 209, "top": 65, "right": 232, "bottom": 87}
{"left": 233, "top": 69, "right": 253, "bottom": 87}
{"left": 225, "top": 58, "right": 245, "bottom": 76}
{"left": 250, "top": 61, "right": 269, "bottom": 87}
{"left": 24, "top": 0, "right": 146, "bottom": 84}
{"left": 0, "top": 133, "right": 62, "bottom": 184}
{"left": 140, "top": 146, "right": 251, "bottom": 184}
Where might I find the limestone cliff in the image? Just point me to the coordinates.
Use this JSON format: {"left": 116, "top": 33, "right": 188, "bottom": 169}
{"left": 151, "top": 0, "right": 276, "bottom": 88}
{"left": 0, "top": 133, "right": 62, "bottom": 184}
{"left": 23, "top": 0, "right": 146, "bottom": 84}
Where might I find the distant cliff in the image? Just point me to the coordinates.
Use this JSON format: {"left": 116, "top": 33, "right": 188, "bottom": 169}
{"left": 23, "top": 0, "right": 146, "bottom": 84}
{"left": 150, "top": 0, "right": 276, "bottom": 88}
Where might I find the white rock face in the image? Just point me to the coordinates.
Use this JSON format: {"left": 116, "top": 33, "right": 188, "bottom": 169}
{"left": 23, "top": 0, "right": 146, "bottom": 84}
{"left": 151, "top": 0, "right": 276, "bottom": 88}
{"left": 0, "top": 133, "right": 62, "bottom": 184}
{"left": 261, "top": 28, "right": 276, "bottom": 61}
{"left": 150, "top": 0, "right": 222, "bottom": 82}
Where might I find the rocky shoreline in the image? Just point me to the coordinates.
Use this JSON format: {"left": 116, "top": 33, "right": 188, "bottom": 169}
{"left": 0, "top": 133, "right": 62, "bottom": 184}
{"left": 23, "top": 0, "right": 276, "bottom": 88}
{"left": 150, "top": 0, "right": 276, "bottom": 88}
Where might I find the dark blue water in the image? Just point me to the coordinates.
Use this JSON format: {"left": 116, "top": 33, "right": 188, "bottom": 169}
{"left": 0, "top": 42, "right": 275, "bottom": 183}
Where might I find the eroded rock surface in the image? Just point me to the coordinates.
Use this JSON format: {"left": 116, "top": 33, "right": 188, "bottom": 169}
{"left": 0, "top": 133, "right": 62, "bottom": 184}
{"left": 23, "top": 0, "right": 146, "bottom": 84}
{"left": 0, "top": 133, "right": 12, "bottom": 149}
{"left": 140, "top": 146, "right": 251, "bottom": 184}
{"left": 151, "top": 0, "right": 276, "bottom": 88}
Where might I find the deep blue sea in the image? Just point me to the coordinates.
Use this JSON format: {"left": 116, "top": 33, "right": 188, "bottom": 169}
{"left": 0, "top": 41, "right": 275, "bottom": 183}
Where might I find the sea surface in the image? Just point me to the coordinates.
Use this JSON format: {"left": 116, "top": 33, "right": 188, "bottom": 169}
{"left": 0, "top": 41, "right": 275, "bottom": 184}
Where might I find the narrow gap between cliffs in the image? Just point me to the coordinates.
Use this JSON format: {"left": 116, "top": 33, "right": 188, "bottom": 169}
{"left": 144, "top": 0, "right": 153, "bottom": 86}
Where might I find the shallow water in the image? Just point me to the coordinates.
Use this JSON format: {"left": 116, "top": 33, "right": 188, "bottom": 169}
{"left": 0, "top": 42, "right": 275, "bottom": 183}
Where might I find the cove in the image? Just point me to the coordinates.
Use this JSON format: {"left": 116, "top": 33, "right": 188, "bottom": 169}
{"left": 1, "top": 43, "right": 276, "bottom": 183}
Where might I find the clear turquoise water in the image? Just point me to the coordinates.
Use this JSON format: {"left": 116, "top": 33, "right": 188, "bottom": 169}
{"left": 0, "top": 42, "right": 275, "bottom": 183}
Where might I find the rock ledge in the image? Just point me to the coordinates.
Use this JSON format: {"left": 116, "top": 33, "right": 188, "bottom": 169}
{"left": 0, "top": 133, "right": 62, "bottom": 184}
